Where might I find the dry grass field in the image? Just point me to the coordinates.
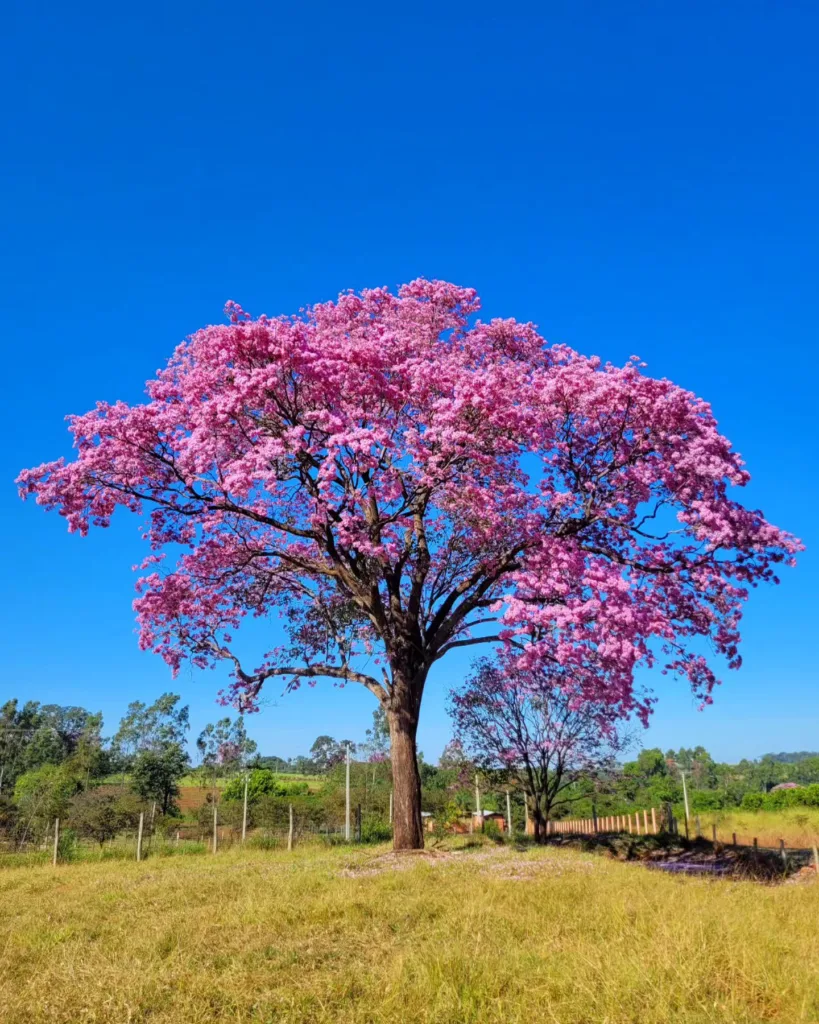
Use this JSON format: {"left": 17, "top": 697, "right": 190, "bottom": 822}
{"left": 1, "top": 840, "right": 818, "bottom": 1024}
{"left": 694, "top": 808, "right": 819, "bottom": 849}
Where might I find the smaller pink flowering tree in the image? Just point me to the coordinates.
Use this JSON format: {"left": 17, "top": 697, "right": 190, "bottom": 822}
{"left": 450, "top": 657, "right": 629, "bottom": 841}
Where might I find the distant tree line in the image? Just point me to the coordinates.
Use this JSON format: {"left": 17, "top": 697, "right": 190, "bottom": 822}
{"left": 3, "top": 691, "right": 817, "bottom": 852}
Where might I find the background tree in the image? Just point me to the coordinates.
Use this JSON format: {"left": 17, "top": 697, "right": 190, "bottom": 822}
{"left": 109, "top": 693, "right": 191, "bottom": 814}
{"left": 362, "top": 706, "right": 390, "bottom": 763}
{"left": 251, "top": 754, "right": 293, "bottom": 773}
{"left": 68, "top": 789, "right": 134, "bottom": 847}
{"left": 0, "top": 700, "right": 104, "bottom": 791}
{"left": 13, "top": 764, "right": 78, "bottom": 843}
{"left": 0, "top": 701, "right": 43, "bottom": 792}
{"left": 309, "top": 736, "right": 356, "bottom": 774}
{"left": 131, "top": 746, "right": 188, "bottom": 814}
{"left": 451, "top": 657, "right": 629, "bottom": 841}
{"left": 19, "top": 280, "right": 800, "bottom": 849}
{"left": 196, "top": 715, "right": 257, "bottom": 791}
{"left": 111, "top": 694, "right": 189, "bottom": 771}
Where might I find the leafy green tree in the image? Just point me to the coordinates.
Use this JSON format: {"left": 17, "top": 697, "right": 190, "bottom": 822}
{"left": 196, "top": 716, "right": 257, "bottom": 786}
{"left": 0, "top": 700, "right": 103, "bottom": 790}
{"left": 792, "top": 757, "right": 819, "bottom": 784}
{"left": 309, "top": 736, "right": 356, "bottom": 774}
{"left": 13, "top": 764, "right": 78, "bottom": 839}
{"left": 112, "top": 693, "right": 189, "bottom": 769}
{"left": 131, "top": 746, "right": 189, "bottom": 814}
{"left": 362, "top": 706, "right": 390, "bottom": 762}
{"left": 252, "top": 754, "right": 292, "bottom": 772}
{"left": 68, "top": 789, "right": 134, "bottom": 846}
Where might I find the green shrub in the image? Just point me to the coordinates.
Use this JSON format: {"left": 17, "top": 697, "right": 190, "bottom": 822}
{"left": 741, "top": 792, "right": 765, "bottom": 810}
{"left": 360, "top": 816, "right": 392, "bottom": 843}
{"left": 482, "top": 817, "right": 502, "bottom": 838}
{"left": 690, "top": 789, "right": 728, "bottom": 811}
{"left": 740, "top": 785, "right": 819, "bottom": 811}
{"left": 223, "top": 769, "right": 309, "bottom": 802}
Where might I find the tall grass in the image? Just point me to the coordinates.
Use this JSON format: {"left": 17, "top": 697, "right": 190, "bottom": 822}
{"left": 692, "top": 808, "right": 819, "bottom": 848}
{"left": 1, "top": 841, "right": 818, "bottom": 1023}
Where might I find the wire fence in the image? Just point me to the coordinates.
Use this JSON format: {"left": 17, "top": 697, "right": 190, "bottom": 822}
{"left": 544, "top": 807, "right": 819, "bottom": 872}
{"left": 0, "top": 802, "right": 372, "bottom": 866}
{"left": 4, "top": 802, "right": 819, "bottom": 874}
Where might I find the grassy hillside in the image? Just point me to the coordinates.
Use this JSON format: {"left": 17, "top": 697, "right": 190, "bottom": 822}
{"left": 2, "top": 841, "right": 818, "bottom": 1023}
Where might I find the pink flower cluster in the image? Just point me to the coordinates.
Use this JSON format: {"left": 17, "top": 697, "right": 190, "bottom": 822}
{"left": 17, "top": 280, "right": 801, "bottom": 719}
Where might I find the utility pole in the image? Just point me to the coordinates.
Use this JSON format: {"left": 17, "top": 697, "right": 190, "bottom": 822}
{"left": 345, "top": 743, "right": 351, "bottom": 841}
{"left": 681, "top": 770, "right": 691, "bottom": 837}
{"left": 506, "top": 790, "right": 513, "bottom": 837}
{"left": 241, "top": 775, "right": 249, "bottom": 843}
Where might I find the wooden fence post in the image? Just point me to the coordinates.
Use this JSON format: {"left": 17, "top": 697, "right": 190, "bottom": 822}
{"left": 52, "top": 818, "right": 59, "bottom": 866}
{"left": 712, "top": 824, "right": 717, "bottom": 843}
{"left": 242, "top": 775, "right": 249, "bottom": 844}
{"left": 287, "top": 804, "right": 294, "bottom": 852}
{"left": 732, "top": 832, "right": 737, "bottom": 848}
{"left": 136, "top": 812, "right": 144, "bottom": 862}
{"left": 813, "top": 846, "right": 819, "bottom": 874}
{"left": 212, "top": 800, "right": 218, "bottom": 854}
{"left": 780, "top": 839, "right": 787, "bottom": 867}
{"left": 642, "top": 810, "right": 649, "bottom": 834}
{"left": 651, "top": 808, "right": 657, "bottom": 834}
{"left": 634, "top": 812, "right": 640, "bottom": 836}
{"left": 753, "top": 837, "right": 758, "bottom": 852}
{"left": 506, "top": 791, "right": 513, "bottom": 837}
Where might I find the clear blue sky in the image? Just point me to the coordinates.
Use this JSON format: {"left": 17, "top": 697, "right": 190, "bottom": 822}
{"left": 2, "top": 1, "right": 816, "bottom": 764}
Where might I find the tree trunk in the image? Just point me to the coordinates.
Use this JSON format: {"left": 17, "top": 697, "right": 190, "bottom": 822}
{"left": 388, "top": 705, "right": 424, "bottom": 850}
{"left": 531, "top": 802, "right": 547, "bottom": 844}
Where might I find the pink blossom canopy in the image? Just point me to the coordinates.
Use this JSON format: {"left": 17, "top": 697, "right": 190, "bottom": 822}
{"left": 18, "top": 280, "right": 800, "bottom": 719}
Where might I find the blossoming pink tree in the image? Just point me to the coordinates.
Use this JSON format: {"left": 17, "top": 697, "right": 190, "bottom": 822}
{"left": 450, "top": 657, "right": 629, "bottom": 841}
{"left": 18, "top": 280, "right": 799, "bottom": 849}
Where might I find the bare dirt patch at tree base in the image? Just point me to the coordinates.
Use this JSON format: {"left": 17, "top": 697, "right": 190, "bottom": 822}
{"left": 337, "top": 849, "right": 455, "bottom": 877}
